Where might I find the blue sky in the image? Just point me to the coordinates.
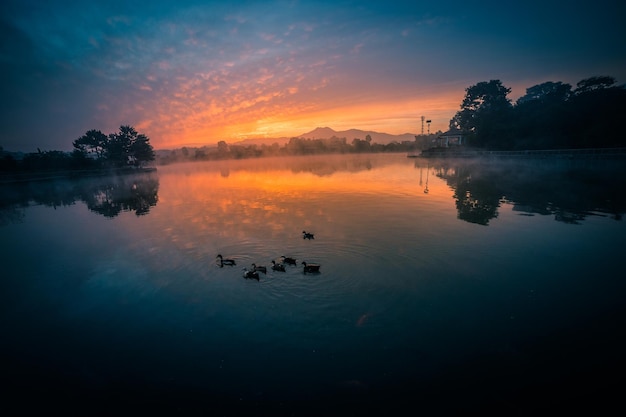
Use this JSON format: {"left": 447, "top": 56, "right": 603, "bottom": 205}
{"left": 1, "top": 0, "right": 624, "bottom": 151}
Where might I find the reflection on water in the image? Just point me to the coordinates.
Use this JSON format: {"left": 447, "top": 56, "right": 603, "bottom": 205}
{"left": 1, "top": 153, "right": 625, "bottom": 415}
{"left": 0, "top": 172, "right": 159, "bottom": 223}
{"left": 427, "top": 158, "right": 626, "bottom": 225}
{"left": 2, "top": 155, "right": 622, "bottom": 227}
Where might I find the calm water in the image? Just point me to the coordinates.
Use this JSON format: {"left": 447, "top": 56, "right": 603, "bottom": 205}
{"left": 1, "top": 153, "right": 625, "bottom": 415}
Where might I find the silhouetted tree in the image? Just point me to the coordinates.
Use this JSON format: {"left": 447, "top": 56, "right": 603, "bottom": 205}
{"left": 106, "top": 125, "right": 155, "bottom": 167}
{"left": 449, "top": 76, "right": 625, "bottom": 150}
{"left": 516, "top": 81, "right": 572, "bottom": 105}
{"left": 566, "top": 77, "right": 626, "bottom": 148}
{"left": 128, "top": 130, "right": 155, "bottom": 167}
{"left": 72, "top": 126, "right": 154, "bottom": 168}
{"left": 70, "top": 148, "right": 95, "bottom": 169}
{"left": 73, "top": 129, "right": 108, "bottom": 162}
{"left": 21, "top": 150, "right": 72, "bottom": 171}
{"left": 451, "top": 80, "right": 513, "bottom": 149}
{"left": 574, "top": 75, "right": 616, "bottom": 95}
{"left": 512, "top": 81, "right": 573, "bottom": 149}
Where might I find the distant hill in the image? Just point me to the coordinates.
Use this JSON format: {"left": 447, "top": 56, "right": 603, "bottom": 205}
{"left": 233, "top": 127, "right": 418, "bottom": 146}
{"left": 300, "top": 127, "right": 417, "bottom": 145}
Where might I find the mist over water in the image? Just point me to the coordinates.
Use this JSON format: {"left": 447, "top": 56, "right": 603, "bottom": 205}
{"left": 1, "top": 153, "right": 625, "bottom": 415}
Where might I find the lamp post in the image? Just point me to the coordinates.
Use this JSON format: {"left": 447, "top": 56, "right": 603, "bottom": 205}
{"left": 426, "top": 120, "right": 431, "bottom": 135}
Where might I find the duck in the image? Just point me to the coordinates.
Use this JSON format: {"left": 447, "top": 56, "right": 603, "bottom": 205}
{"left": 302, "top": 261, "right": 321, "bottom": 273}
{"left": 280, "top": 256, "right": 297, "bottom": 266}
{"left": 271, "top": 260, "right": 286, "bottom": 272}
{"left": 243, "top": 268, "right": 260, "bottom": 280}
{"left": 217, "top": 254, "right": 236, "bottom": 267}
{"left": 302, "top": 230, "right": 315, "bottom": 239}
{"left": 252, "top": 263, "right": 267, "bottom": 274}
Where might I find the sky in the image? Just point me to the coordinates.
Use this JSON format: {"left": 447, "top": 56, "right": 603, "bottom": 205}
{"left": 1, "top": 0, "right": 625, "bottom": 152}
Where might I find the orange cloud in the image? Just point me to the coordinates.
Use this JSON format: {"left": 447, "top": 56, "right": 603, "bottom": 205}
{"left": 126, "top": 56, "right": 468, "bottom": 149}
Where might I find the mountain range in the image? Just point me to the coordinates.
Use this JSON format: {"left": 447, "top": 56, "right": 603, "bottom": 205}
{"left": 234, "top": 127, "right": 418, "bottom": 146}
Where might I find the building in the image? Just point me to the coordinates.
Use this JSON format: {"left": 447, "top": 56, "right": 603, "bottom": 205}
{"left": 436, "top": 128, "right": 465, "bottom": 147}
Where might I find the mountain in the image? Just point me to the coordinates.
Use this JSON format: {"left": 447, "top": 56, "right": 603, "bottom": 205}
{"left": 300, "top": 127, "right": 417, "bottom": 145}
{"left": 234, "top": 127, "right": 417, "bottom": 146}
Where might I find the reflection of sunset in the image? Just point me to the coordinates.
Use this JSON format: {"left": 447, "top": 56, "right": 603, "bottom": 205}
{"left": 153, "top": 156, "right": 456, "bottom": 251}
{"left": 163, "top": 158, "right": 453, "bottom": 199}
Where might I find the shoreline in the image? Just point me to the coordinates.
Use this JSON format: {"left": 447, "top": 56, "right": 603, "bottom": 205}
{"left": 0, "top": 166, "right": 156, "bottom": 185}
{"left": 414, "top": 147, "right": 626, "bottom": 159}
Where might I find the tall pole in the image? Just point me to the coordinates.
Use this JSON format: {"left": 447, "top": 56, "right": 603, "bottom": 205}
{"left": 421, "top": 116, "right": 425, "bottom": 135}
{"left": 426, "top": 119, "right": 431, "bottom": 135}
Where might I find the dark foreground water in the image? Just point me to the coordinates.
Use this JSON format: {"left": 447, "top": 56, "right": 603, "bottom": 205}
{"left": 1, "top": 153, "right": 625, "bottom": 416}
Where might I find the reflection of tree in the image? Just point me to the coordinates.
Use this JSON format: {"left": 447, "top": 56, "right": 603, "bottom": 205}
{"left": 553, "top": 209, "right": 586, "bottom": 225}
{"left": 430, "top": 159, "right": 626, "bottom": 225}
{"left": 454, "top": 185, "right": 500, "bottom": 226}
{"left": 437, "top": 163, "right": 501, "bottom": 225}
{"left": 79, "top": 175, "right": 159, "bottom": 217}
{"left": 0, "top": 173, "right": 159, "bottom": 222}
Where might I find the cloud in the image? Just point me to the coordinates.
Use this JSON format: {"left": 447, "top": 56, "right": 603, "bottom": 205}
{"left": 1, "top": 0, "right": 625, "bottom": 151}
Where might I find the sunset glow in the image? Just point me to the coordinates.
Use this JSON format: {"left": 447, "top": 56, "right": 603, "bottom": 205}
{"left": 153, "top": 155, "right": 456, "bottom": 243}
{"left": 2, "top": 0, "right": 624, "bottom": 151}
{"left": 152, "top": 91, "right": 466, "bottom": 148}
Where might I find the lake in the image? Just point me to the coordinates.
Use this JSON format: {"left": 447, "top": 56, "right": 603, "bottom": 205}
{"left": 1, "top": 153, "right": 625, "bottom": 416}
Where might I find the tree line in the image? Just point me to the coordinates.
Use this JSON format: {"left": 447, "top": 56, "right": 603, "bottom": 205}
{"left": 0, "top": 125, "right": 155, "bottom": 173}
{"left": 156, "top": 134, "right": 432, "bottom": 164}
{"left": 451, "top": 75, "right": 626, "bottom": 150}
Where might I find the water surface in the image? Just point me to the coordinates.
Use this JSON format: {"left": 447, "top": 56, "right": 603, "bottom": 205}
{"left": 1, "top": 153, "right": 624, "bottom": 415}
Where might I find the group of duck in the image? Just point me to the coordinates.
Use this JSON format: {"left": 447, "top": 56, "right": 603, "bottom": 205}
{"left": 216, "top": 230, "right": 321, "bottom": 281}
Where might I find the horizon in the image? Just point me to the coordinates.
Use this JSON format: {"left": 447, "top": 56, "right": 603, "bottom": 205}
{"left": 0, "top": 125, "right": 430, "bottom": 154}
{"left": 2, "top": 1, "right": 624, "bottom": 152}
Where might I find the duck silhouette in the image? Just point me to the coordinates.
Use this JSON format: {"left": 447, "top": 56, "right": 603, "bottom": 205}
{"left": 217, "top": 254, "right": 236, "bottom": 267}
{"left": 302, "top": 261, "right": 321, "bottom": 273}
{"left": 243, "top": 268, "right": 260, "bottom": 280}
{"left": 302, "top": 230, "right": 315, "bottom": 239}
{"left": 271, "top": 260, "right": 286, "bottom": 272}
{"left": 280, "top": 256, "right": 297, "bottom": 266}
{"left": 252, "top": 263, "right": 267, "bottom": 274}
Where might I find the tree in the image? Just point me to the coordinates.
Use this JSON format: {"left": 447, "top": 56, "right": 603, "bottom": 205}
{"left": 129, "top": 131, "right": 155, "bottom": 166}
{"left": 73, "top": 129, "right": 108, "bottom": 161}
{"left": 513, "top": 82, "right": 573, "bottom": 149}
{"left": 567, "top": 77, "right": 626, "bottom": 148}
{"left": 106, "top": 128, "right": 131, "bottom": 167}
{"left": 516, "top": 81, "right": 572, "bottom": 105}
{"left": 351, "top": 137, "right": 372, "bottom": 152}
{"left": 451, "top": 80, "right": 513, "bottom": 148}
{"left": 574, "top": 76, "right": 616, "bottom": 95}
{"left": 216, "top": 140, "right": 230, "bottom": 158}
{"left": 106, "top": 125, "right": 155, "bottom": 167}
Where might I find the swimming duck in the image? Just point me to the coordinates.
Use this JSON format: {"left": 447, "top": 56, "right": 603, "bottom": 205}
{"left": 252, "top": 263, "right": 267, "bottom": 274}
{"left": 243, "top": 268, "right": 260, "bottom": 280}
{"left": 280, "top": 256, "right": 297, "bottom": 265}
{"left": 217, "top": 254, "right": 236, "bottom": 267}
{"left": 302, "top": 230, "right": 315, "bottom": 239}
{"left": 271, "top": 260, "right": 286, "bottom": 272}
{"left": 302, "top": 261, "right": 321, "bottom": 273}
